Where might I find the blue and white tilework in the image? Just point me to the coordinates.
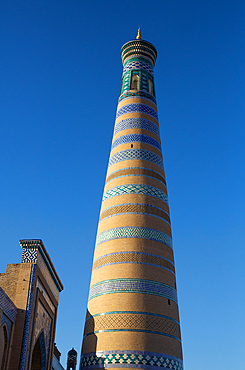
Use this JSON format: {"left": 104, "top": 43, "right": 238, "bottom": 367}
{"left": 109, "top": 149, "right": 163, "bottom": 168}
{"left": 39, "top": 331, "right": 47, "bottom": 370}
{"left": 95, "top": 227, "right": 172, "bottom": 249}
{"left": 19, "top": 264, "right": 36, "bottom": 370}
{"left": 89, "top": 278, "right": 177, "bottom": 303}
{"left": 1, "top": 314, "right": 12, "bottom": 338}
{"left": 102, "top": 184, "right": 168, "bottom": 204}
{"left": 114, "top": 118, "right": 160, "bottom": 136}
{"left": 123, "top": 60, "right": 154, "bottom": 76}
{"left": 80, "top": 351, "right": 183, "bottom": 370}
{"left": 112, "top": 134, "right": 161, "bottom": 151}
{"left": 116, "top": 104, "right": 158, "bottom": 120}
{"left": 21, "top": 248, "right": 38, "bottom": 263}
{"left": 0, "top": 287, "right": 17, "bottom": 323}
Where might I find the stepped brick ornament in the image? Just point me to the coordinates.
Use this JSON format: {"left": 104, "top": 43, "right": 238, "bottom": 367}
{"left": 80, "top": 28, "right": 184, "bottom": 370}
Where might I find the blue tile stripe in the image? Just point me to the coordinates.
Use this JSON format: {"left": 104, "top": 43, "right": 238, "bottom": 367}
{"left": 80, "top": 351, "right": 183, "bottom": 370}
{"left": 89, "top": 278, "right": 177, "bottom": 303}
{"left": 123, "top": 60, "right": 154, "bottom": 76}
{"left": 0, "top": 287, "right": 17, "bottom": 323}
{"left": 114, "top": 118, "right": 160, "bottom": 136}
{"left": 19, "top": 264, "right": 36, "bottom": 370}
{"left": 109, "top": 149, "right": 163, "bottom": 168}
{"left": 95, "top": 227, "right": 172, "bottom": 249}
{"left": 124, "top": 56, "right": 153, "bottom": 67}
{"left": 112, "top": 134, "right": 161, "bottom": 151}
{"left": 102, "top": 184, "right": 168, "bottom": 204}
{"left": 116, "top": 104, "right": 158, "bottom": 120}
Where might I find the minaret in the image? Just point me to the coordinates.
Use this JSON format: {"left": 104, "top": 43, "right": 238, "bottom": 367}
{"left": 67, "top": 348, "right": 77, "bottom": 370}
{"left": 80, "top": 29, "right": 184, "bottom": 370}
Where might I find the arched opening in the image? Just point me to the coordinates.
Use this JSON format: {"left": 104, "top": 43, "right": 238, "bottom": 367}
{"left": 148, "top": 78, "right": 153, "bottom": 95}
{"left": 30, "top": 332, "right": 46, "bottom": 370}
{"left": 130, "top": 74, "right": 139, "bottom": 90}
{"left": 0, "top": 324, "right": 8, "bottom": 370}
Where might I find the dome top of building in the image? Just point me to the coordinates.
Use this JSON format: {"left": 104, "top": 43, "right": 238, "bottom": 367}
{"left": 68, "top": 348, "right": 77, "bottom": 359}
{"left": 121, "top": 29, "right": 157, "bottom": 67}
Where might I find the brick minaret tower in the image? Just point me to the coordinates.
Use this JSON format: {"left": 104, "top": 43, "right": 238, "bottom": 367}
{"left": 80, "top": 29, "right": 184, "bottom": 370}
{"left": 67, "top": 348, "right": 77, "bottom": 370}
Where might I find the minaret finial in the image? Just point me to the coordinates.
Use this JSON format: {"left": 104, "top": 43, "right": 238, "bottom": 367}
{"left": 136, "top": 26, "right": 142, "bottom": 40}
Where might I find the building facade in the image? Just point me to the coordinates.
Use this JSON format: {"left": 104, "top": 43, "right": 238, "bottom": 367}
{"left": 0, "top": 239, "right": 63, "bottom": 370}
{"left": 80, "top": 30, "right": 184, "bottom": 370}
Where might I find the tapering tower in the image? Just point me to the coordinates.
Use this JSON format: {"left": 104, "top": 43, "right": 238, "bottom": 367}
{"left": 80, "top": 29, "right": 183, "bottom": 370}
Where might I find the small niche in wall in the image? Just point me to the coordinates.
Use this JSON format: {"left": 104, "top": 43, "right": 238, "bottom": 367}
{"left": 131, "top": 74, "right": 139, "bottom": 90}
{"left": 148, "top": 78, "right": 153, "bottom": 95}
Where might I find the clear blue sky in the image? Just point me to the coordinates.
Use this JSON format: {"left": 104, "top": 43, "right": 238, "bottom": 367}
{"left": 1, "top": 1, "right": 245, "bottom": 368}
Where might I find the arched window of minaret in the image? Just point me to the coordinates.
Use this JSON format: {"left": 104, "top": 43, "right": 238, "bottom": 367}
{"left": 130, "top": 74, "right": 139, "bottom": 90}
{"left": 148, "top": 77, "right": 153, "bottom": 95}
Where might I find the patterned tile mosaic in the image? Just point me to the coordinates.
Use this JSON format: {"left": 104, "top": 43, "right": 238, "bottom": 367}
{"left": 39, "top": 331, "right": 47, "bottom": 370}
{"left": 19, "top": 264, "right": 37, "bottom": 370}
{"left": 109, "top": 149, "right": 163, "bottom": 168}
{"left": 1, "top": 313, "right": 12, "bottom": 338}
{"left": 106, "top": 167, "right": 166, "bottom": 186}
{"left": 19, "top": 239, "right": 63, "bottom": 296}
{"left": 121, "top": 41, "right": 156, "bottom": 66}
{"left": 116, "top": 104, "right": 158, "bottom": 120}
{"left": 21, "top": 248, "right": 38, "bottom": 263}
{"left": 0, "top": 287, "right": 17, "bottom": 323}
{"left": 113, "top": 118, "right": 160, "bottom": 136}
{"left": 95, "top": 226, "right": 172, "bottom": 249}
{"left": 123, "top": 60, "right": 154, "bottom": 76}
{"left": 124, "top": 56, "right": 153, "bottom": 66}
{"left": 102, "top": 184, "right": 168, "bottom": 204}
{"left": 80, "top": 351, "right": 183, "bottom": 370}
{"left": 93, "top": 252, "right": 175, "bottom": 273}
{"left": 89, "top": 278, "right": 177, "bottom": 302}
{"left": 84, "top": 312, "right": 180, "bottom": 341}
{"left": 111, "top": 134, "right": 161, "bottom": 151}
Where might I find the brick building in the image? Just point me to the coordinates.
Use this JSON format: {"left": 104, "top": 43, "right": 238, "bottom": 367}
{"left": 0, "top": 239, "right": 63, "bottom": 369}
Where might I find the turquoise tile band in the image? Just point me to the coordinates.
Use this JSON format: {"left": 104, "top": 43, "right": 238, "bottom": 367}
{"left": 102, "top": 184, "right": 168, "bottom": 204}
{"left": 95, "top": 226, "right": 172, "bottom": 249}
{"left": 80, "top": 350, "right": 183, "bottom": 370}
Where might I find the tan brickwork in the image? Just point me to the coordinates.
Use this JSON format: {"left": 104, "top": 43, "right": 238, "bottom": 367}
{"left": 81, "top": 36, "right": 183, "bottom": 369}
{"left": 0, "top": 240, "right": 63, "bottom": 370}
{"left": 93, "top": 239, "right": 174, "bottom": 262}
